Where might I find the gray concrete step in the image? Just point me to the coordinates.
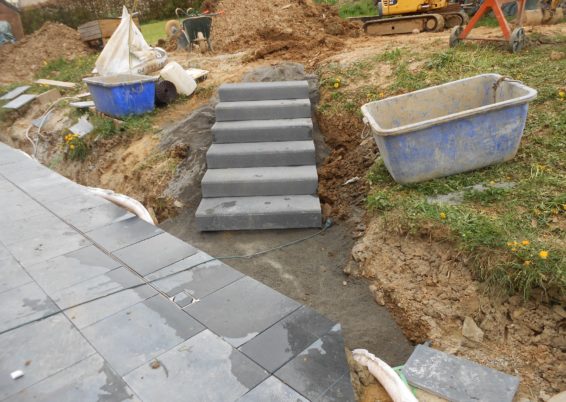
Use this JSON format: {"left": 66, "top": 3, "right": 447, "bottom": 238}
{"left": 207, "top": 141, "right": 315, "bottom": 169}
{"left": 201, "top": 166, "right": 318, "bottom": 197}
{"left": 215, "top": 99, "right": 311, "bottom": 122}
{"left": 218, "top": 81, "right": 309, "bottom": 102}
{"left": 196, "top": 195, "right": 322, "bottom": 231}
{"left": 212, "top": 119, "right": 312, "bottom": 143}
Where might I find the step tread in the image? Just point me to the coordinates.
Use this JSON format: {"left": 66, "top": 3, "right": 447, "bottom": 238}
{"left": 218, "top": 81, "right": 309, "bottom": 102}
{"left": 212, "top": 118, "right": 313, "bottom": 131}
{"left": 208, "top": 141, "right": 315, "bottom": 156}
{"left": 212, "top": 119, "right": 313, "bottom": 143}
{"left": 215, "top": 99, "right": 311, "bottom": 122}
{"left": 202, "top": 165, "right": 318, "bottom": 183}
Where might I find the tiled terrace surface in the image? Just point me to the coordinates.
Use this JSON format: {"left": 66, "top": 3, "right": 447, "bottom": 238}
{"left": 0, "top": 143, "right": 355, "bottom": 401}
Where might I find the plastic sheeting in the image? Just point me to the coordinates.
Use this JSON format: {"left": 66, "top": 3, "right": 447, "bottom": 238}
{"left": 95, "top": 6, "right": 167, "bottom": 76}
{"left": 0, "top": 21, "right": 16, "bottom": 45}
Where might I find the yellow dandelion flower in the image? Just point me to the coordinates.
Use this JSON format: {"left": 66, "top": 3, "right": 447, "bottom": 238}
{"left": 379, "top": 92, "right": 385, "bottom": 98}
{"left": 551, "top": 208, "right": 558, "bottom": 215}
{"left": 69, "top": 144, "right": 75, "bottom": 150}
{"left": 559, "top": 90, "right": 566, "bottom": 98}
{"left": 333, "top": 82, "right": 340, "bottom": 89}
{"left": 439, "top": 212, "right": 446, "bottom": 220}
{"left": 511, "top": 247, "right": 517, "bottom": 252}
{"left": 521, "top": 240, "right": 529, "bottom": 246}
{"left": 489, "top": 180, "right": 496, "bottom": 185}
{"left": 562, "top": 204, "right": 566, "bottom": 211}
{"left": 507, "top": 241, "right": 513, "bottom": 247}
{"left": 523, "top": 260, "right": 531, "bottom": 266}
{"left": 336, "top": 78, "right": 341, "bottom": 82}
{"left": 539, "top": 250, "right": 549, "bottom": 259}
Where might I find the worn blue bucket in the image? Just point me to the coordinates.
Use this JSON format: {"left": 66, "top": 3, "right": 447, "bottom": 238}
{"left": 83, "top": 74, "right": 158, "bottom": 118}
{"left": 361, "top": 74, "right": 537, "bottom": 184}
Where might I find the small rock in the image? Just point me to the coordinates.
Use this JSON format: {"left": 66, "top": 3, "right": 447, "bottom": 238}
{"left": 149, "top": 360, "right": 160, "bottom": 369}
{"left": 173, "top": 200, "right": 184, "bottom": 208}
{"left": 462, "top": 316, "right": 484, "bottom": 343}
{"left": 550, "top": 51, "right": 565, "bottom": 61}
{"left": 369, "top": 284, "right": 385, "bottom": 306}
{"left": 342, "top": 281, "right": 347, "bottom": 286}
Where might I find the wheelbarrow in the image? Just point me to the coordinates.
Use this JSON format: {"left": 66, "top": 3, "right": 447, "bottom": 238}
{"left": 165, "top": 8, "right": 222, "bottom": 52}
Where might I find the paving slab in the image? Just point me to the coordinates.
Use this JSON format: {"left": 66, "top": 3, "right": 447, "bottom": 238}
{"left": 185, "top": 276, "right": 301, "bottom": 347}
{"left": 0, "top": 85, "right": 30, "bottom": 101}
{"left": 81, "top": 295, "right": 204, "bottom": 375}
{"left": 0, "top": 244, "right": 32, "bottom": 294}
{"left": 43, "top": 190, "right": 110, "bottom": 217}
{"left": 4, "top": 354, "right": 140, "bottom": 402}
{"left": 60, "top": 201, "right": 134, "bottom": 232}
{"left": 86, "top": 216, "right": 163, "bottom": 252}
{"left": 275, "top": 324, "right": 350, "bottom": 400}
{"left": 403, "top": 344, "right": 520, "bottom": 402}
{"left": 239, "top": 306, "right": 335, "bottom": 373}
{"left": 0, "top": 146, "right": 31, "bottom": 165}
{"left": 317, "top": 372, "right": 357, "bottom": 401}
{"left": 113, "top": 232, "right": 198, "bottom": 276}
{"left": 238, "top": 376, "right": 309, "bottom": 402}
{"left": 124, "top": 329, "right": 268, "bottom": 402}
{"left": 0, "top": 211, "right": 72, "bottom": 246}
{"left": 2, "top": 94, "right": 36, "bottom": 110}
{"left": 0, "top": 314, "right": 95, "bottom": 400}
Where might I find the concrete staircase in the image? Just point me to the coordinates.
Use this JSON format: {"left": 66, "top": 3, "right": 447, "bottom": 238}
{"left": 196, "top": 81, "right": 322, "bottom": 231}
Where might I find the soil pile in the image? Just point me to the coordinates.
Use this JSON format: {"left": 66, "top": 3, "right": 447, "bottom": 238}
{"left": 0, "top": 22, "right": 91, "bottom": 84}
{"left": 212, "top": 0, "right": 360, "bottom": 62}
{"left": 348, "top": 218, "right": 566, "bottom": 399}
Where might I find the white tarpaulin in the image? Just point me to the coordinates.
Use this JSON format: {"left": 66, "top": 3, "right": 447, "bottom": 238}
{"left": 95, "top": 6, "right": 167, "bottom": 76}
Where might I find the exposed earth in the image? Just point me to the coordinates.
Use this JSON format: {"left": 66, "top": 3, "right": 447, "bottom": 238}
{"left": 1, "top": 3, "right": 566, "bottom": 400}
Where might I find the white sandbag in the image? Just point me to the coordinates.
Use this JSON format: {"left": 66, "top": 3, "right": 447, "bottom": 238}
{"left": 95, "top": 6, "right": 168, "bottom": 76}
{"left": 160, "top": 62, "right": 197, "bottom": 96}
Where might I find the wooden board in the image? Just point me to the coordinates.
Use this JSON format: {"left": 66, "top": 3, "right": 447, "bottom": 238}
{"left": 35, "top": 79, "right": 77, "bottom": 88}
{"left": 78, "top": 18, "right": 141, "bottom": 42}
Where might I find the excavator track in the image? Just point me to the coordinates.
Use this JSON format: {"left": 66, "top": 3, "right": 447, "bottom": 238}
{"left": 364, "top": 13, "right": 445, "bottom": 35}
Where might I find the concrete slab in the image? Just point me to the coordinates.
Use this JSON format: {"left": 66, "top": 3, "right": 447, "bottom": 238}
{"left": 196, "top": 195, "right": 322, "bottom": 231}
{"left": 81, "top": 295, "right": 204, "bottom": 375}
{"left": 61, "top": 202, "right": 134, "bottom": 232}
{"left": 218, "top": 81, "right": 309, "bottom": 102}
{"left": 86, "top": 216, "right": 163, "bottom": 252}
{"left": 207, "top": 141, "right": 316, "bottom": 168}
{"left": 238, "top": 376, "right": 309, "bottom": 401}
{"left": 185, "top": 276, "right": 301, "bottom": 347}
{"left": 2, "top": 94, "right": 36, "bottom": 110}
{"left": 0, "top": 244, "right": 32, "bottom": 294}
{"left": 0, "top": 211, "right": 72, "bottom": 246}
{"left": 0, "top": 85, "right": 30, "bottom": 101}
{"left": 0, "top": 314, "right": 95, "bottom": 400}
{"left": 201, "top": 165, "right": 319, "bottom": 197}
{"left": 43, "top": 190, "right": 109, "bottom": 217}
{"left": 212, "top": 118, "right": 313, "bottom": 143}
{"left": 215, "top": 99, "right": 311, "bottom": 121}
{"left": 403, "top": 344, "right": 520, "bottom": 402}
{"left": 124, "top": 329, "right": 268, "bottom": 402}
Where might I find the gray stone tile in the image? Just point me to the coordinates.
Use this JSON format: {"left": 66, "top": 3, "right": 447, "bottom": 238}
{"left": 239, "top": 306, "right": 335, "bottom": 373}
{"left": 25, "top": 245, "right": 121, "bottom": 295}
{"left": 0, "top": 147, "right": 30, "bottom": 166}
{"left": 0, "top": 211, "right": 71, "bottom": 246}
{"left": 148, "top": 257, "right": 243, "bottom": 300}
{"left": 0, "top": 281, "right": 59, "bottom": 333}
{"left": 0, "top": 160, "right": 56, "bottom": 183}
{"left": 6, "top": 229, "right": 91, "bottom": 267}
{"left": 61, "top": 202, "right": 134, "bottom": 232}
{"left": 87, "top": 216, "right": 163, "bottom": 252}
{"left": 0, "top": 186, "right": 46, "bottom": 223}
{"left": 65, "top": 284, "right": 157, "bottom": 329}
{"left": 82, "top": 295, "right": 204, "bottom": 375}
{"left": 43, "top": 191, "right": 110, "bottom": 218}
{"left": 275, "top": 324, "right": 350, "bottom": 401}
{"left": 238, "top": 376, "right": 309, "bottom": 401}
{"left": 0, "top": 314, "right": 95, "bottom": 400}
{"left": 185, "top": 276, "right": 301, "bottom": 347}
{"left": 4, "top": 354, "right": 140, "bottom": 402}
{"left": 124, "top": 329, "right": 268, "bottom": 402}
{"left": 0, "top": 244, "right": 32, "bottom": 294}
{"left": 49, "top": 266, "right": 143, "bottom": 310}
{"left": 316, "top": 373, "right": 356, "bottom": 402}
{"left": 113, "top": 232, "right": 198, "bottom": 276}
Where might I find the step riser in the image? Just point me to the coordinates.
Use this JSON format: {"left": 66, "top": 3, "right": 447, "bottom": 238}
{"left": 212, "top": 123, "right": 312, "bottom": 143}
{"left": 206, "top": 149, "right": 315, "bottom": 168}
{"left": 219, "top": 81, "right": 309, "bottom": 102}
{"left": 197, "top": 212, "right": 322, "bottom": 231}
{"left": 215, "top": 100, "right": 311, "bottom": 121}
{"left": 202, "top": 179, "right": 317, "bottom": 197}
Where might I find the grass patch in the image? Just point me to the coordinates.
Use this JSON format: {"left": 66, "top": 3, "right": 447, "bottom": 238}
{"left": 141, "top": 19, "right": 168, "bottom": 46}
{"left": 36, "top": 55, "right": 98, "bottom": 83}
{"left": 318, "top": 40, "right": 566, "bottom": 299}
{"left": 338, "top": 0, "right": 375, "bottom": 17}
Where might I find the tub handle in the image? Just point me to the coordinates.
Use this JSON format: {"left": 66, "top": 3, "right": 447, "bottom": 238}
{"left": 361, "top": 117, "right": 371, "bottom": 139}
{"left": 492, "top": 76, "right": 523, "bottom": 104}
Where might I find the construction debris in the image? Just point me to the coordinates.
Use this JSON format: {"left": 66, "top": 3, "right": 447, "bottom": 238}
{"left": 36, "top": 89, "right": 61, "bottom": 106}
{"left": 2, "top": 94, "right": 36, "bottom": 110}
{"left": 69, "top": 101, "right": 95, "bottom": 109}
{"left": 69, "top": 116, "right": 94, "bottom": 137}
{"left": 35, "top": 79, "right": 76, "bottom": 89}
{"left": 0, "top": 85, "right": 30, "bottom": 101}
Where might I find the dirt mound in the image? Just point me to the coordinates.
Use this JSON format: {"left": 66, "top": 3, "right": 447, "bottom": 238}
{"left": 212, "top": 0, "right": 360, "bottom": 62}
{"left": 0, "top": 22, "right": 91, "bottom": 84}
{"left": 347, "top": 218, "right": 566, "bottom": 400}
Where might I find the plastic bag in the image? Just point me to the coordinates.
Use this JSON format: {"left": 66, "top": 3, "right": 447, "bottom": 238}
{"left": 95, "top": 6, "right": 168, "bottom": 76}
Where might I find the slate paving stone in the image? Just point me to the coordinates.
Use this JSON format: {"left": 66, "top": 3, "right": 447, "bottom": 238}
{"left": 65, "top": 284, "right": 157, "bottom": 329}
{"left": 4, "top": 354, "right": 140, "bottom": 402}
{"left": 0, "top": 185, "right": 46, "bottom": 223}
{"left": 25, "top": 245, "right": 121, "bottom": 295}
{"left": 87, "top": 216, "right": 163, "bottom": 252}
{"left": 144, "top": 251, "right": 213, "bottom": 279}
{"left": 317, "top": 373, "right": 356, "bottom": 402}
{"left": 0, "top": 314, "right": 95, "bottom": 400}
{"left": 185, "top": 276, "right": 301, "bottom": 347}
{"left": 0, "top": 146, "right": 30, "bottom": 165}
{"left": 18, "top": 175, "right": 85, "bottom": 204}
{"left": 50, "top": 266, "right": 143, "bottom": 310}
{"left": 82, "top": 294, "right": 204, "bottom": 375}
{"left": 274, "top": 324, "right": 351, "bottom": 401}
{"left": 113, "top": 232, "right": 198, "bottom": 276}
{"left": 148, "top": 258, "right": 244, "bottom": 300}
{"left": 6, "top": 228, "right": 91, "bottom": 267}
{"left": 0, "top": 244, "right": 32, "bottom": 294}
{"left": 0, "top": 211, "right": 71, "bottom": 246}
{"left": 0, "top": 281, "right": 59, "bottom": 333}
{"left": 124, "top": 329, "right": 268, "bottom": 402}
{"left": 0, "top": 161, "right": 58, "bottom": 184}
{"left": 44, "top": 191, "right": 110, "bottom": 218}
{"left": 239, "top": 306, "right": 335, "bottom": 373}
{"left": 61, "top": 202, "right": 134, "bottom": 232}
{"left": 238, "top": 376, "right": 309, "bottom": 402}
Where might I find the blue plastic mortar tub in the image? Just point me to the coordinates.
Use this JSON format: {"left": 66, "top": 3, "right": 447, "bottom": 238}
{"left": 361, "top": 74, "right": 537, "bottom": 184}
{"left": 83, "top": 74, "right": 158, "bottom": 118}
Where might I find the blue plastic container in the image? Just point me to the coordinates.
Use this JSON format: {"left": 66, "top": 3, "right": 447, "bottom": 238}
{"left": 361, "top": 74, "right": 537, "bottom": 183}
{"left": 83, "top": 74, "right": 158, "bottom": 118}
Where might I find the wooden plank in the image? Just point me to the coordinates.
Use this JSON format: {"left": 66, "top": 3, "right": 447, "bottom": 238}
{"left": 69, "top": 101, "right": 95, "bottom": 108}
{"left": 35, "top": 79, "right": 77, "bottom": 89}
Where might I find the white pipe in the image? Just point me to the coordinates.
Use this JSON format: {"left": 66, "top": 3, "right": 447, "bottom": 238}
{"left": 85, "top": 186, "right": 155, "bottom": 225}
{"left": 352, "top": 349, "right": 418, "bottom": 402}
